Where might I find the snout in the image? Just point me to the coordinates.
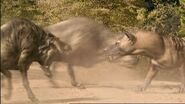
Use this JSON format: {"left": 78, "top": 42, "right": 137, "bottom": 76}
{"left": 103, "top": 46, "right": 122, "bottom": 61}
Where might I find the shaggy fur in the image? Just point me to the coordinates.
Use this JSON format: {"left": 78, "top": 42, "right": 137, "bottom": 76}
{"left": 1, "top": 18, "right": 71, "bottom": 103}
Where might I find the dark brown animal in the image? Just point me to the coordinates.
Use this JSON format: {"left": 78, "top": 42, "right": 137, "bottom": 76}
{"left": 1, "top": 18, "right": 71, "bottom": 103}
{"left": 104, "top": 30, "right": 185, "bottom": 93}
{"left": 44, "top": 17, "right": 139, "bottom": 88}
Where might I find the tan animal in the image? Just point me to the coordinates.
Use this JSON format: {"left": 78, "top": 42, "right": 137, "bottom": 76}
{"left": 44, "top": 17, "right": 139, "bottom": 88}
{"left": 104, "top": 30, "right": 185, "bottom": 93}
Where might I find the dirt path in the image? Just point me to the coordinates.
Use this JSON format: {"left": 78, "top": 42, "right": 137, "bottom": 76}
{"left": 1, "top": 62, "right": 185, "bottom": 104}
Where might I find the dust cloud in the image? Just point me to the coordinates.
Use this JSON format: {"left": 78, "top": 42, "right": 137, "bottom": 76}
{"left": 1, "top": 17, "right": 184, "bottom": 104}
{"left": 44, "top": 17, "right": 180, "bottom": 84}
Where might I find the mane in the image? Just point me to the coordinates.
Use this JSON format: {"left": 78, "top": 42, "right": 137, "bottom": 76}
{"left": 163, "top": 35, "right": 185, "bottom": 51}
{"left": 9, "top": 18, "right": 57, "bottom": 55}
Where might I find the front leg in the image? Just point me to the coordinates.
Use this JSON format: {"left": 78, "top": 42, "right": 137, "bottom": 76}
{"left": 139, "top": 64, "right": 159, "bottom": 91}
{"left": 40, "top": 65, "right": 52, "bottom": 78}
{"left": 41, "top": 62, "right": 60, "bottom": 88}
{"left": 18, "top": 50, "right": 39, "bottom": 103}
{"left": 179, "top": 64, "right": 185, "bottom": 93}
{"left": 67, "top": 63, "right": 85, "bottom": 89}
{"left": 1, "top": 69, "right": 12, "bottom": 100}
{"left": 39, "top": 46, "right": 57, "bottom": 78}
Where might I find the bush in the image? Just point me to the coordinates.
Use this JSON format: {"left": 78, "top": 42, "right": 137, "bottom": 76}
{"left": 1, "top": 0, "right": 184, "bottom": 37}
{"left": 137, "top": 4, "right": 181, "bottom": 36}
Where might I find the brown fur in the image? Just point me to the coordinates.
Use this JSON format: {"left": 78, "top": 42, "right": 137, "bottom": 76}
{"left": 1, "top": 18, "right": 71, "bottom": 103}
{"left": 105, "top": 30, "right": 185, "bottom": 92}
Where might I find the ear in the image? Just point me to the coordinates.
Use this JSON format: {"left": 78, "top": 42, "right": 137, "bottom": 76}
{"left": 124, "top": 30, "right": 136, "bottom": 43}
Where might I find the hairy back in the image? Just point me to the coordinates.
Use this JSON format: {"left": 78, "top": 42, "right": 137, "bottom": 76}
{"left": 162, "top": 36, "right": 185, "bottom": 63}
{"left": 1, "top": 18, "right": 56, "bottom": 70}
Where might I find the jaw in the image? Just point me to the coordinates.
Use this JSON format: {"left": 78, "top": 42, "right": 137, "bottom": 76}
{"left": 106, "top": 50, "right": 134, "bottom": 62}
{"left": 107, "top": 54, "right": 123, "bottom": 62}
{"left": 104, "top": 46, "right": 134, "bottom": 62}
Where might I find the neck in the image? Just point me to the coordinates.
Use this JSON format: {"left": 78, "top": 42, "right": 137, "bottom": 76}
{"left": 131, "top": 48, "right": 164, "bottom": 59}
{"left": 131, "top": 31, "right": 165, "bottom": 59}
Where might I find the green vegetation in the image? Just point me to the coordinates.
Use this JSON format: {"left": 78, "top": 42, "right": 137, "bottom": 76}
{"left": 1, "top": 0, "right": 185, "bottom": 37}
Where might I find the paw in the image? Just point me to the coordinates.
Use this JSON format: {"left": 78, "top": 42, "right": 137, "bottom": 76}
{"left": 44, "top": 71, "right": 53, "bottom": 78}
{"left": 72, "top": 82, "right": 85, "bottom": 89}
{"left": 29, "top": 95, "right": 39, "bottom": 104}
{"left": 46, "top": 73, "right": 53, "bottom": 78}
{"left": 75, "top": 83, "right": 86, "bottom": 89}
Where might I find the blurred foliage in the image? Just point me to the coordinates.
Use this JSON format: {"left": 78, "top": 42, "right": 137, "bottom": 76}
{"left": 1, "top": 0, "right": 39, "bottom": 24}
{"left": 137, "top": 4, "right": 181, "bottom": 36}
{"left": 1, "top": 0, "right": 185, "bottom": 37}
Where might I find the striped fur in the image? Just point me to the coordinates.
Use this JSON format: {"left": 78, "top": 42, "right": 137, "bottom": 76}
{"left": 104, "top": 30, "right": 185, "bottom": 93}
{"left": 1, "top": 18, "right": 71, "bottom": 103}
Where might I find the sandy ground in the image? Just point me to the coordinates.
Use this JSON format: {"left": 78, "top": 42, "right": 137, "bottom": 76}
{"left": 1, "top": 61, "right": 185, "bottom": 104}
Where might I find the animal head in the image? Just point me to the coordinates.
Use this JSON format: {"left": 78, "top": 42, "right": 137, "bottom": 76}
{"left": 38, "top": 34, "right": 72, "bottom": 67}
{"left": 104, "top": 31, "right": 137, "bottom": 61}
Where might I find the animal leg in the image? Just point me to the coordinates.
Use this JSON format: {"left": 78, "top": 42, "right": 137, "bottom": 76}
{"left": 20, "top": 68, "right": 39, "bottom": 103}
{"left": 1, "top": 70, "right": 12, "bottom": 100}
{"left": 45, "top": 62, "right": 60, "bottom": 88}
{"left": 139, "top": 65, "right": 158, "bottom": 91}
{"left": 179, "top": 64, "right": 185, "bottom": 93}
{"left": 67, "top": 63, "right": 85, "bottom": 89}
{"left": 40, "top": 49, "right": 56, "bottom": 78}
{"left": 49, "top": 62, "right": 57, "bottom": 74}
{"left": 40, "top": 65, "right": 52, "bottom": 78}
{"left": 18, "top": 50, "right": 39, "bottom": 103}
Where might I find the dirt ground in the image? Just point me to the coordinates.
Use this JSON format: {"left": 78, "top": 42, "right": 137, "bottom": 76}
{"left": 1, "top": 61, "right": 185, "bottom": 104}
